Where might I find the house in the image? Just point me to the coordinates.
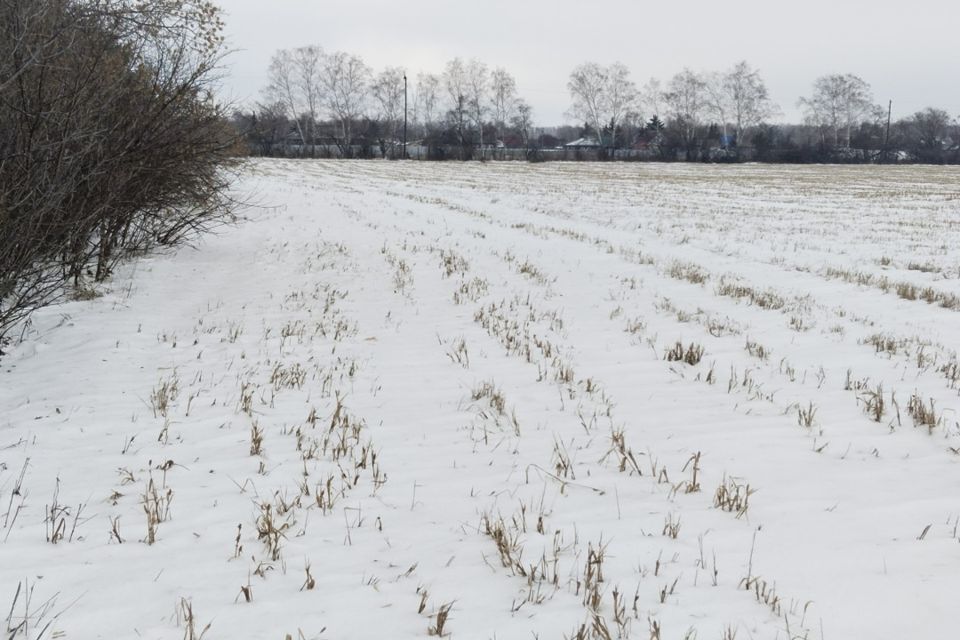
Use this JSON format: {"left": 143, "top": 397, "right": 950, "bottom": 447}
{"left": 502, "top": 134, "right": 524, "bottom": 148}
{"left": 538, "top": 134, "right": 562, "bottom": 148}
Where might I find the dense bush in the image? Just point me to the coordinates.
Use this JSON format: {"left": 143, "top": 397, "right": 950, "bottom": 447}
{"left": 0, "top": 0, "right": 236, "bottom": 340}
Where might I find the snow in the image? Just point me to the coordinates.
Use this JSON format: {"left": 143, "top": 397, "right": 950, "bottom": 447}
{"left": 2, "top": 159, "right": 960, "bottom": 639}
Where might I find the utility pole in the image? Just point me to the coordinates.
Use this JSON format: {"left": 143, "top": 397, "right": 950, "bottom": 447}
{"left": 477, "top": 101, "right": 483, "bottom": 162}
{"left": 403, "top": 73, "right": 408, "bottom": 160}
{"left": 883, "top": 99, "right": 892, "bottom": 164}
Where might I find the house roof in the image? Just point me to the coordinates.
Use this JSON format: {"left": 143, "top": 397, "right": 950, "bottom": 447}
{"left": 564, "top": 137, "right": 601, "bottom": 148}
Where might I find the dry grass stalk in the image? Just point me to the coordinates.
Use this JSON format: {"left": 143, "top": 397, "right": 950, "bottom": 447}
{"left": 141, "top": 475, "right": 173, "bottom": 545}
{"left": 714, "top": 475, "right": 754, "bottom": 518}
{"left": 665, "top": 341, "right": 705, "bottom": 366}
{"left": 178, "top": 598, "right": 211, "bottom": 640}
{"left": 427, "top": 601, "right": 454, "bottom": 637}
{"left": 796, "top": 402, "right": 817, "bottom": 429}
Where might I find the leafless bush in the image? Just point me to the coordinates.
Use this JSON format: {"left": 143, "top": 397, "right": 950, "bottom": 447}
{"left": 0, "top": 0, "right": 238, "bottom": 340}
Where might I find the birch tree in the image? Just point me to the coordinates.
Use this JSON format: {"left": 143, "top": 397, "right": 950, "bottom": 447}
{"left": 320, "top": 51, "right": 371, "bottom": 153}
{"left": 799, "top": 74, "right": 874, "bottom": 147}
{"left": 567, "top": 62, "right": 606, "bottom": 142}
{"left": 443, "top": 58, "right": 470, "bottom": 156}
{"left": 664, "top": 68, "right": 707, "bottom": 152}
{"left": 292, "top": 46, "right": 324, "bottom": 145}
{"left": 567, "top": 61, "right": 638, "bottom": 150}
{"left": 267, "top": 46, "right": 326, "bottom": 147}
{"left": 265, "top": 49, "right": 305, "bottom": 145}
{"left": 703, "top": 71, "right": 731, "bottom": 140}
{"left": 414, "top": 72, "right": 440, "bottom": 136}
{"left": 371, "top": 67, "right": 406, "bottom": 157}
{"left": 465, "top": 59, "right": 489, "bottom": 157}
{"left": 640, "top": 78, "right": 663, "bottom": 119}
{"left": 724, "top": 61, "right": 778, "bottom": 143}
{"left": 490, "top": 68, "right": 518, "bottom": 144}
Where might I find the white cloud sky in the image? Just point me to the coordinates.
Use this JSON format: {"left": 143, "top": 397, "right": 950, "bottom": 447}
{"left": 217, "top": 0, "right": 960, "bottom": 125}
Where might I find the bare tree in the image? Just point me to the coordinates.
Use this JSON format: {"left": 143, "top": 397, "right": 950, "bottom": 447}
{"left": 799, "top": 74, "right": 874, "bottom": 147}
{"left": 911, "top": 108, "right": 951, "bottom": 147}
{"left": 567, "top": 61, "right": 638, "bottom": 152}
{"left": 465, "top": 59, "right": 489, "bottom": 158}
{"left": 443, "top": 58, "right": 471, "bottom": 158}
{"left": 640, "top": 77, "right": 663, "bottom": 120}
{"left": 320, "top": 51, "right": 371, "bottom": 154}
{"left": 490, "top": 68, "right": 518, "bottom": 146}
{"left": 510, "top": 99, "right": 534, "bottom": 150}
{"left": 414, "top": 72, "right": 440, "bottom": 137}
{"left": 265, "top": 46, "right": 327, "bottom": 150}
{"left": 371, "top": 66, "right": 406, "bottom": 157}
{"left": 703, "top": 71, "right": 731, "bottom": 140}
{"left": 901, "top": 107, "right": 953, "bottom": 162}
{"left": 567, "top": 62, "right": 606, "bottom": 141}
{"left": 605, "top": 63, "right": 638, "bottom": 147}
{"left": 724, "top": 61, "right": 778, "bottom": 144}
{"left": 238, "top": 102, "right": 291, "bottom": 156}
{"left": 292, "top": 46, "right": 324, "bottom": 147}
{"left": 619, "top": 109, "right": 644, "bottom": 148}
{"left": 265, "top": 49, "right": 305, "bottom": 145}
{"left": 664, "top": 68, "right": 707, "bottom": 154}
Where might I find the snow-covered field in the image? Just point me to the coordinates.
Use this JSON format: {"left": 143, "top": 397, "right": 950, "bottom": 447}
{"left": 2, "top": 160, "right": 960, "bottom": 640}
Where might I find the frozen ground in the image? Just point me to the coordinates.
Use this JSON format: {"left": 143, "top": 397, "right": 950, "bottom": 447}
{"left": 2, "top": 160, "right": 960, "bottom": 639}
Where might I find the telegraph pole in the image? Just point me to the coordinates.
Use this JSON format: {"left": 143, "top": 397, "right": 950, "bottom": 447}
{"left": 883, "top": 99, "right": 892, "bottom": 163}
{"left": 403, "top": 73, "right": 408, "bottom": 160}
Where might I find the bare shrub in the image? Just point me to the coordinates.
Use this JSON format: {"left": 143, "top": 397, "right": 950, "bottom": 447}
{"left": 0, "top": 0, "right": 237, "bottom": 340}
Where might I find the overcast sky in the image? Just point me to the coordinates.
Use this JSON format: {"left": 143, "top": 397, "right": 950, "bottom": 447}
{"left": 217, "top": 0, "right": 959, "bottom": 125}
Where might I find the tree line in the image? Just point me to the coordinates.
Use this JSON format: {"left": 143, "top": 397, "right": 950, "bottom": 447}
{"left": 0, "top": 0, "right": 236, "bottom": 344}
{"left": 235, "top": 49, "right": 960, "bottom": 164}
{"left": 234, "top": 47, "right": 533, "bottom": 160}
